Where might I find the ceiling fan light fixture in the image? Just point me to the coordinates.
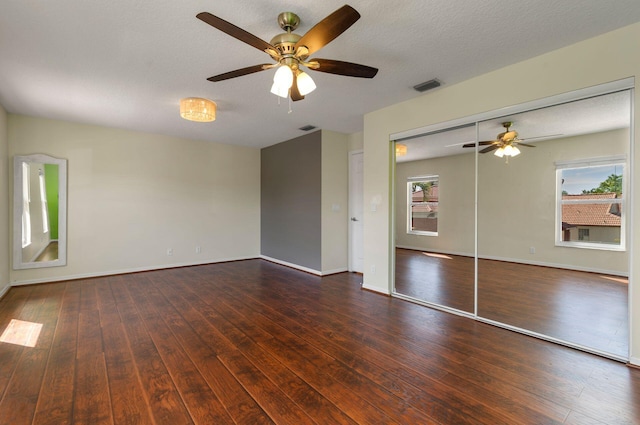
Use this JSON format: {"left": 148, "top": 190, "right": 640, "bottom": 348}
{"left": 273, "top": 65, "right": 293, "bottom": 88}
{"left": 296, "top": 71, "right": 316, "bottom": 96}
{"left": 270, "top": 82, "right": 289, "bottom": 98}
{"left": 180, "top": 97, "right": 216, "bottom": 122}
{"left": 494, "top": 147, "right": 505, "bottom": 158}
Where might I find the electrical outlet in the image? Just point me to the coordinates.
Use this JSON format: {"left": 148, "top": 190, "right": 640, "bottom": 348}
{"left": 370, "top": 265, "right": 376, "bottom": 274}
{"left": 529, "top": 247, "right": 536, "bottom": 254}
{"left": 167, "top": 248, "right": 173, "bottom": 256}
{"left": 196, "top": 246, "right": 201, "bottom": 254}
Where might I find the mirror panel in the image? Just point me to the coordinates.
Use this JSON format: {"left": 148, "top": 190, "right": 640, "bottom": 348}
{"left": 477, "top": 91, "right": 630, "bottom": 358}
{"left": 13, "top": 154, "right": 67, "bottom": 269}
{"left": 394, "top": 126, "right": 475, "bottom": 313}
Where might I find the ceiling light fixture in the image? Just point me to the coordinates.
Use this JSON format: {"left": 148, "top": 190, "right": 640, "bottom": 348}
{"left": 270, "top": 65, "right": 317, "bottom": 99}
{"left": 296, "top": 71, "right": 316, "bottom": 96}
{"left": 180, "top": 97, "right": 217, "bottom": 122}
{"left": 494, "top": 144, "right": 520, "bottom": 158}
{"left": 396, "top": 143, "right": 407, "bottom": 157}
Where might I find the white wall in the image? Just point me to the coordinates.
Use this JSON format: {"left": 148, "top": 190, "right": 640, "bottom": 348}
{"left": 8, "top": 115, "right": 261, "bottom": 284}
{"left": 321, "top": 130, "right": 349, "bottom": 273}
{"left": 363, "top": 22, "right": 640, "bottom": 362}
{"left": 0, "top": 104, "right": 9, "bottom": 296}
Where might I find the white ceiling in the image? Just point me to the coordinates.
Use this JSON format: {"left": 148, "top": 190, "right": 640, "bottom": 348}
{"left": 1, "top": 1, "right": 640, "bottom": 149}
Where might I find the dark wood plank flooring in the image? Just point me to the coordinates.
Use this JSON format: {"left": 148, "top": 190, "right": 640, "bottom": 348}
{"left": 0, "top": 259, "right": 638, "bottom": 424}
{"left": 395, "top": 248, "right": 628, "bottom": 358}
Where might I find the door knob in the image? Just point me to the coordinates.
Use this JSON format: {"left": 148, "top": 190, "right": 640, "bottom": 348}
{"left": 351, "top": 217, "right": 358, "bottom": 221}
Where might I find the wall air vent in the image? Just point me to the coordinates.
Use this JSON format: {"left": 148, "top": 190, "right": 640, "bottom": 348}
{"left": 299, "top": 125, "right": 317, "bottom": 131}
{"left": 413, "top": 79, "right": 442, "bottom": 92}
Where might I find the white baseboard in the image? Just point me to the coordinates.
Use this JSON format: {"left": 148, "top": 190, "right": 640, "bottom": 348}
{"left": 0, "top": 284, "right": 11, "bottom": 299}
{"left": 10, "top": 255, "right": 259, "bottom": 286}
{"left": 629, "top": 356, "right": 640, "bottom": 367}
{"left": 395, "top": 245, "right": 628, "bottom": 277}
{"left": 362, "top": 284, "right": 390, "bottom": 295}
{"left": 258, "top": 256, "right": 348, "bottom": 276}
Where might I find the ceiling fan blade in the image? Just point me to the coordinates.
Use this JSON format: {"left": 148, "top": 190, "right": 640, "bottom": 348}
{"left": 516, "top": 142, "right": 536, "bottom": 148}
{"left": 309, "top": 59, "right": 378, "bottom": 78}
{"left": 480, "top": 145, "right": 500, "bottom": 154}
{"left": 207, "top": 64, "right": 272, "bottom": 82}
{"left": 197, "top": 12, "right": 276, "bottom": 54}
{"left": 462, "top": 141, "right": 495, "bottom": 148}
{"left": 290, "top": 73, "right": 304, "bottom": 101}
{"left": 294, "top": 5, "right": 360, "bottom": 56}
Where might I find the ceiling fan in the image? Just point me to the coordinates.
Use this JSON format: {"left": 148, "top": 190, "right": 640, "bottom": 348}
{"left": 196, "top": 5, "right": 378, "bottom": 101}
{"left": 462, "top": 121, "right": 536, "bottom": 157}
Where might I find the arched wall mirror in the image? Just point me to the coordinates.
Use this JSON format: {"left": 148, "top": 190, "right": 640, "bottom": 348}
{"left": 391, "top": 84, "right": 632, "bottom": 361}
{"left": 13, "top": 154, "right": 67, "bottom": 269}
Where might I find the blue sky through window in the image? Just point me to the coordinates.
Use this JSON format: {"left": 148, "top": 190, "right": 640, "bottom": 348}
{"left": 561, "top": 164, "right": 623, "bottom": 195}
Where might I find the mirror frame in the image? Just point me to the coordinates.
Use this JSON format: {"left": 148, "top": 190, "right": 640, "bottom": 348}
{"left": 12, "top": 154, "right": 67, "bottom": 269}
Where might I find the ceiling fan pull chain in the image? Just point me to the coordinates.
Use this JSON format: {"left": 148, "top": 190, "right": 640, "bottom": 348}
{"left": 288, "top": 93, "right": 293, "bottom": 114}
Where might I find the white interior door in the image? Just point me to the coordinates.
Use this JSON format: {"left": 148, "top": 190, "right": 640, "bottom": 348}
{"left": 349, "top": 151, "right": 364, "bottom": 272}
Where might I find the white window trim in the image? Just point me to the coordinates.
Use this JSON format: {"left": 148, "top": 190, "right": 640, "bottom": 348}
{"left": 555, "top": 156, "right": 626, "bottom": 251}
{"left": 407, "top": 175, "right": 439, "bottom": 236}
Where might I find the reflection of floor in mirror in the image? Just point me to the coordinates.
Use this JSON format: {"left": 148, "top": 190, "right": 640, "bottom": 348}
{"left": 34, "top": 241, "right": 58, "bottom": 262}
{"left": 394, "top": 247, "right": 628, "bottom": 358}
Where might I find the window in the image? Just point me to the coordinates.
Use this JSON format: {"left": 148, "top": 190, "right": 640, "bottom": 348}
{"left": 21, "top": 162, "right": 31, "bottom": 248}
{"left": 407, "top": 175, "right": 439, "bottom": 235}
{"left": 556, "top": 156, "right": 625, "bottom": 250}
{"left": 38, "top": 169, "right": 49, "bottom": 234}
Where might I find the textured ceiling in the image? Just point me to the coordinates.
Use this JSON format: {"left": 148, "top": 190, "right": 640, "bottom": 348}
{"left": 1, "top": 1, "right": 640, "bottom": 149}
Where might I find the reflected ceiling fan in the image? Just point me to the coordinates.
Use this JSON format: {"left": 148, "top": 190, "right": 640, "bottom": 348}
{"left": 196, "top": 5, "right": 378, "bottom": 101}
{"left": 462, "top": 121, "right": 540, "bottom": 158}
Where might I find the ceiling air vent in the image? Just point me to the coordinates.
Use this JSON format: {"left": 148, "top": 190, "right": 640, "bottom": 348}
{"left": 299, "top": 125, "right": 317, "bottom": 131}
{"left": 413, "top": 79, "right": 441, "bottom": 92}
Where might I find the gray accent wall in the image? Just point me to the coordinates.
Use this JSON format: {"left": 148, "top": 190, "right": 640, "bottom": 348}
{"left": 261, "top": 131, "right": 322, "bottom": 271}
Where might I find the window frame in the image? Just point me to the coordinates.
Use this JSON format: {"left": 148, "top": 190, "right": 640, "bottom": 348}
{"left": 555, "top": 155, "right": 626, "bottom": 251}
{"left": 407, "top": 175, "right": 439, "bottom": 236}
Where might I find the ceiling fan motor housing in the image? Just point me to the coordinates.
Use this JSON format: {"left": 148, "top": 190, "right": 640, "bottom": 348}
{"left": 270, "top": 32, "right": 301, "bottom": 56}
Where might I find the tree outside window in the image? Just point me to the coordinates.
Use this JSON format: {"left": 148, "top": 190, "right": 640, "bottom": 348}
{"left": 407, "top": 176, "right": 439, "bottom": 236}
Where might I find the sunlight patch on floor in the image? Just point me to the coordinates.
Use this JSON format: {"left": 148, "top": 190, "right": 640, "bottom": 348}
{"left": 423, "top": 252, "right": 452, "bottom": 260}
{"left": 599, "top": 275, "right": 629, "bottom": 285}
{"left": 0, "top": 319, "right": 43, "bottom": 347}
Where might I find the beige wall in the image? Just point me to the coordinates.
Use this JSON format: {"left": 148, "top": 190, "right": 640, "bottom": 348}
{"left": 363, "top": 22, "right": 640, "bottom": 362}
{"left": 0, "top": 104, "right": 8, "bottom": 296}
{"left": 396, "top": 129, "right": 629, "bottom": 275}
{"left": 396, "top": 153, "right": 475, "bottom": 255}
{"left": 348, "top": 131, "right": 364, "bottom": 152}
{"left": 321, "top": 130, "right": 349, "bottom": 273}
{"left": 8, "top": 115, "right": 261, "bottom": 284}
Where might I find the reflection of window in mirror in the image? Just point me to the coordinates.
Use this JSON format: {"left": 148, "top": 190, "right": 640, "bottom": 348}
{"left": 556, "top": 157, "right": 625, "bottom": 250}
{"left": 38, "top": 169, "right": 49, "bottom": 234}
{"left": 21, "top": 162, "right": 31, "bottom": 248}
{"left": 407, "top": 175, "right": 439, "bottom": 236}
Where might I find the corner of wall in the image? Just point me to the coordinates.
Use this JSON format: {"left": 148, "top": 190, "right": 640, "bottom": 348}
{"left": 0, "top": 105, "right": 10, "bottom": 296}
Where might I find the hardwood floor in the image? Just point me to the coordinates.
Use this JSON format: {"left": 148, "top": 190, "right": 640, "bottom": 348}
{"left": 0, "top": 259, "right": 638, "bottom": 424}
{"left": 395, "top": 248, "right": 628, "bottom": 358}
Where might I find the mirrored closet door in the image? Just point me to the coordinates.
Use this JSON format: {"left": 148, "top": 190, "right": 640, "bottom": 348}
{"left": 392, "top": 88, "right": 631, "bottom": 360}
